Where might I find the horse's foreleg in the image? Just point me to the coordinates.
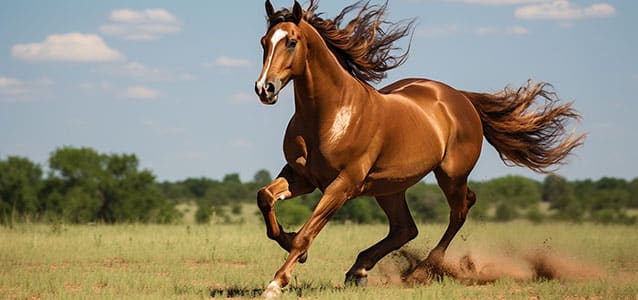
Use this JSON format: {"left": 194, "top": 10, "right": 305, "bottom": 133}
{"left": 263, "top": 175, "right": 354, "bottom": 298}
{"left": 344, "top": 191, "right": 418, "bottom": 286}
{"left": 257, "top": 165, "right": 314, "bottom": 260}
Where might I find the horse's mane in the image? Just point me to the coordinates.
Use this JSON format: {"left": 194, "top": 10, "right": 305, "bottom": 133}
{"left": 268, "top": 1, "right": 415, "bottom": 83}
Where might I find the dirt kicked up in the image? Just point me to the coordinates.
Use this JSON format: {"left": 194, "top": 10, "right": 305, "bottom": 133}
{"left": 374, "top": 246, "right": 602, "bottom": 287}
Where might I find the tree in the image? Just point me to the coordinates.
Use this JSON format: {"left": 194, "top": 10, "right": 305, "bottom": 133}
{"left": 629, "top": 178, "right": 638, "bottom": 208}
{"left": 543, "top": 175, "right": 573, "bottom": 208}
{"left": 182, "top": 177, "right": 216, "bottom": 199}
{"left": 477, "top": 175, "right": 541, "bottom": 210}
{"left": 495, "top": 202, "right": 518, "bottom": 222}
{"left": 253, "top": 169, "right": 273, "bottom": 187}
{"left": 0, "top": 156, "right": 43, "bottom": 222}
{"left": 333, "top": 196, "right": 385, "bottom": 224}
{"left": 45, "top": 147, "right": 178, "bottom": 223}
{"left": 275, "top": 200, "right": 312, "bottom": 227}
{"left": 543, "top": 174, "right": 583, "bottom": 221}
{"left": 406, "top": 182, "right": 447, "bottom": 223}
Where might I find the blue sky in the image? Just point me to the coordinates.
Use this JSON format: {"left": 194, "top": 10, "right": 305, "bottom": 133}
{"left": 1, "top": 0, "right": 636, "bottom": 182}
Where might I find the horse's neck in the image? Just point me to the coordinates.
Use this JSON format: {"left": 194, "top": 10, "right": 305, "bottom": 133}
{"left": 293, "top": 21, "right": 370, "bottom": 122}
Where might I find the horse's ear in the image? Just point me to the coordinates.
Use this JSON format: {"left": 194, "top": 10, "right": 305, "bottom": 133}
{"left": 265, "top": 0, "right": 275, "bottom": 18}
{"left": 292, "top": 1, "right": 302, "bottom": 24}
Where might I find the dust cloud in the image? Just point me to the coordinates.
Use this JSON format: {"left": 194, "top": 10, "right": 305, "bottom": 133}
{"left": 371, "top": 246, "right": 601, "bottom": 286}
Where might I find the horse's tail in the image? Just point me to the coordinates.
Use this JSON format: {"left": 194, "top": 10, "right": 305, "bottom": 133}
{"left": 462, "top": 81, "right": 585, "bottom": 174}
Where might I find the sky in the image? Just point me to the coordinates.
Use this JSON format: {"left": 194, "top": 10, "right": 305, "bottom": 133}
{"left": 0, "top": 0, "right": 636, "bottom": 183}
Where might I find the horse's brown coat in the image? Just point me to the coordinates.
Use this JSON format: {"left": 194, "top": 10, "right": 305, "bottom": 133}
{"left": 254, "top": 1, "right": 584, "bottom": 297}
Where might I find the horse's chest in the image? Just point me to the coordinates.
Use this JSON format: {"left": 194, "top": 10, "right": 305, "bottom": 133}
{"left": 284, "top": 135, "right": 342, "bottom": 190}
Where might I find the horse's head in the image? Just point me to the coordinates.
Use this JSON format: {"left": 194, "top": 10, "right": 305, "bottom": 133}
{"left": 255, "top": 1, "right": 307, "bottom": 105}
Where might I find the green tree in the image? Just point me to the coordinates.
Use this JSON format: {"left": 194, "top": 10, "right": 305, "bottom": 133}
{"left": 478, "top": 175, "right": 541, "bottom": 209}
{"left": 543, "top": 174, "right": 583, "bottom": 221}
{"left": 195, "top": 204, "right": 212, "bottom": 224}
{"left": 333, "top": 196, "right": 385, "bottom": 224}
{"left": 406, "top": 182, "right": 447, "bottom": 223}
{"left": 46, "top": 147, "right": 178, "bottom": 223}
{"left": 253, "top": 169, "right": 273, "bottom": 187}
{"left": 0, "top": 156, "right": 43, "bottom": 222}
{"left": 275, "top": 200, "right": 312, "bottom": 227}
{"left": 46, "top": 147, "right": 104, "bottom": 222}
{"left": 494, "top": 202, "right": 518, "bottom": 222}
{"left": 182, "top": 177, "right": 216, "bottom": 199}
{"left": 628, "top": 178, "right": 638, "bottom": 208}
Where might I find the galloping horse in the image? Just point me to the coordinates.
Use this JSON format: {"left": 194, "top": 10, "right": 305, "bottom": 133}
{"left": 254, "top": 1, "right": 584, "bottom": 297}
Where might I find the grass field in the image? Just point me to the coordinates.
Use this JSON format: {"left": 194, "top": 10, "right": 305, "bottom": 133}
{"left": 1, "top": 220, "right": 637, "bottom": 299}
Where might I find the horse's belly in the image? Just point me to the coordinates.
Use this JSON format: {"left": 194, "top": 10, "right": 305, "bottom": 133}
{"left": 361, "top": 152, "right": 440, "bottom": 196}
{"left": 361, "top": 169, "right": 430, "bottom": 196}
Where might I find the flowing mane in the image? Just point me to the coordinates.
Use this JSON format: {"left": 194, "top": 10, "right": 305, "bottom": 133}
{"left": 267, "top": 0, "right": 415, "bottom": 83}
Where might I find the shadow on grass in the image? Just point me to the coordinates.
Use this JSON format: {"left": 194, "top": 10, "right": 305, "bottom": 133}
{"left": 210, "top": 284, "right": 345, "bottom": 298}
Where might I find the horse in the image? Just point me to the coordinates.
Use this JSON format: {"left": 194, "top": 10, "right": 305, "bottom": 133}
{"left": 253, "top": 1, "right": 584, "bottom": 297}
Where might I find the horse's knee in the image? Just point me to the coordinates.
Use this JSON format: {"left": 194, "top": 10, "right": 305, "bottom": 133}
{"left": 257, "top": 188, "right": 274, "bottom": 211}
{"left": 291, "top": 233, "right": 311, "bottom": 251}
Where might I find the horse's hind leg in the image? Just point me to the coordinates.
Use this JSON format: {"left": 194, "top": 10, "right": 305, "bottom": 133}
{"left": 345, "top": 191, "right": 418, "bottom": 286}
{"left": 424, "top": 169, "right": 476, "bottom": 271}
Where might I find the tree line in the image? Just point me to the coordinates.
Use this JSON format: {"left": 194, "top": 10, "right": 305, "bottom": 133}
{"left": 1, "top": 147, "right": 637, "bottom": 225}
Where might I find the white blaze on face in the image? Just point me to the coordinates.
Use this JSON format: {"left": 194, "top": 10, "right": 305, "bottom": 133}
{"left": 256, "top": 29, "right": 288, "bottom": 92}
{"left": 329, "top": 107, "right": 352, "bottom": 142}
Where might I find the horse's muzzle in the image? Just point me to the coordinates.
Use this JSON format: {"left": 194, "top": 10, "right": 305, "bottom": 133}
{"left": 255, "top": 80, "right": 280, "bottom": 105}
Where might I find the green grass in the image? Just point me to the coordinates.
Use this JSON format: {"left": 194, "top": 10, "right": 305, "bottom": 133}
{"left": 1, "top": 221, "right": 637, "bottom": 299}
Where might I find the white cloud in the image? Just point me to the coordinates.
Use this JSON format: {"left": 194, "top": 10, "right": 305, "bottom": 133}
{"left": 125, "top": 85, "right": 160, "bottom": 99}
{"left": 206, "top": 56, "right": 252, "bottom": 68}
{"left": 11, "top": 33, "right": 125, "bottom": 62}
{"left": 110, "top": 8, "right": 177, "bottom": 23}
{"left": 98, "top": 62, "right": 195, "bottom": 81}
{"left": 100, "top": 8, "right": 180, "bottom": 40}
{"left": 448, "top": 0, "right": 546, "bottom": 5}
{"left": 515, "top": 1, "right": 615, "bottom": 20}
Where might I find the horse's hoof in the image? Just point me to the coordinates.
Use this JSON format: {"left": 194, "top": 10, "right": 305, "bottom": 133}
{"left": 298, "top": 252, "right": 308, "bottom": 264}
{"left": 262, "top": 281, "right": 282, "bottom": 299}
{"left": 344, "top": 274, "right": 368, "bottom": 287}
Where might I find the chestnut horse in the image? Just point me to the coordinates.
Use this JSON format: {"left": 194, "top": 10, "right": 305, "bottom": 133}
{"left": 254, "top": 1, "right": 583, "bottom": 297}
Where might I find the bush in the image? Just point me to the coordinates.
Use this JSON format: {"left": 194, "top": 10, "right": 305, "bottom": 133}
{"left": 275, "top": 200, "right": 313, "bottom": 227}
{"left": 195, "top": 205, "right": 212, "bottom": 224}
{"left": 526, "top": 206, "right": 545, "bottom": 224}
{"left": 495, "top": 202, "right": 518, "bottom": 222}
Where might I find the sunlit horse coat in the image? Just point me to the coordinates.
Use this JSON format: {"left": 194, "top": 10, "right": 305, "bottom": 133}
{"left": 253, "top": 1, "right": 584, "bottom": 297}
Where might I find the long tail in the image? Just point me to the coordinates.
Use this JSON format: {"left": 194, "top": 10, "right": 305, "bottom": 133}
{"left": 462, "top": 81, "right": 586, "bottom": 174}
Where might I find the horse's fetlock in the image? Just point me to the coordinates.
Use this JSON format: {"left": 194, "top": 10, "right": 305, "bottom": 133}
{"left": 266, "top": 230, "right": 278, "bottom": 240}
{"left": 406, "top": 225, "right": 419, "bottom": 241}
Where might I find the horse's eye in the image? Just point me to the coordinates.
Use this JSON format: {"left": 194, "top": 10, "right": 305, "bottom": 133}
{"left": 287, "top": 40, "right": 297, "bottom": 49}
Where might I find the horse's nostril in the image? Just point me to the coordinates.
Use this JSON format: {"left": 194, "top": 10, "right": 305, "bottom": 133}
{"left": 266, "top": 82, "right": 276, "bottom": 93}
